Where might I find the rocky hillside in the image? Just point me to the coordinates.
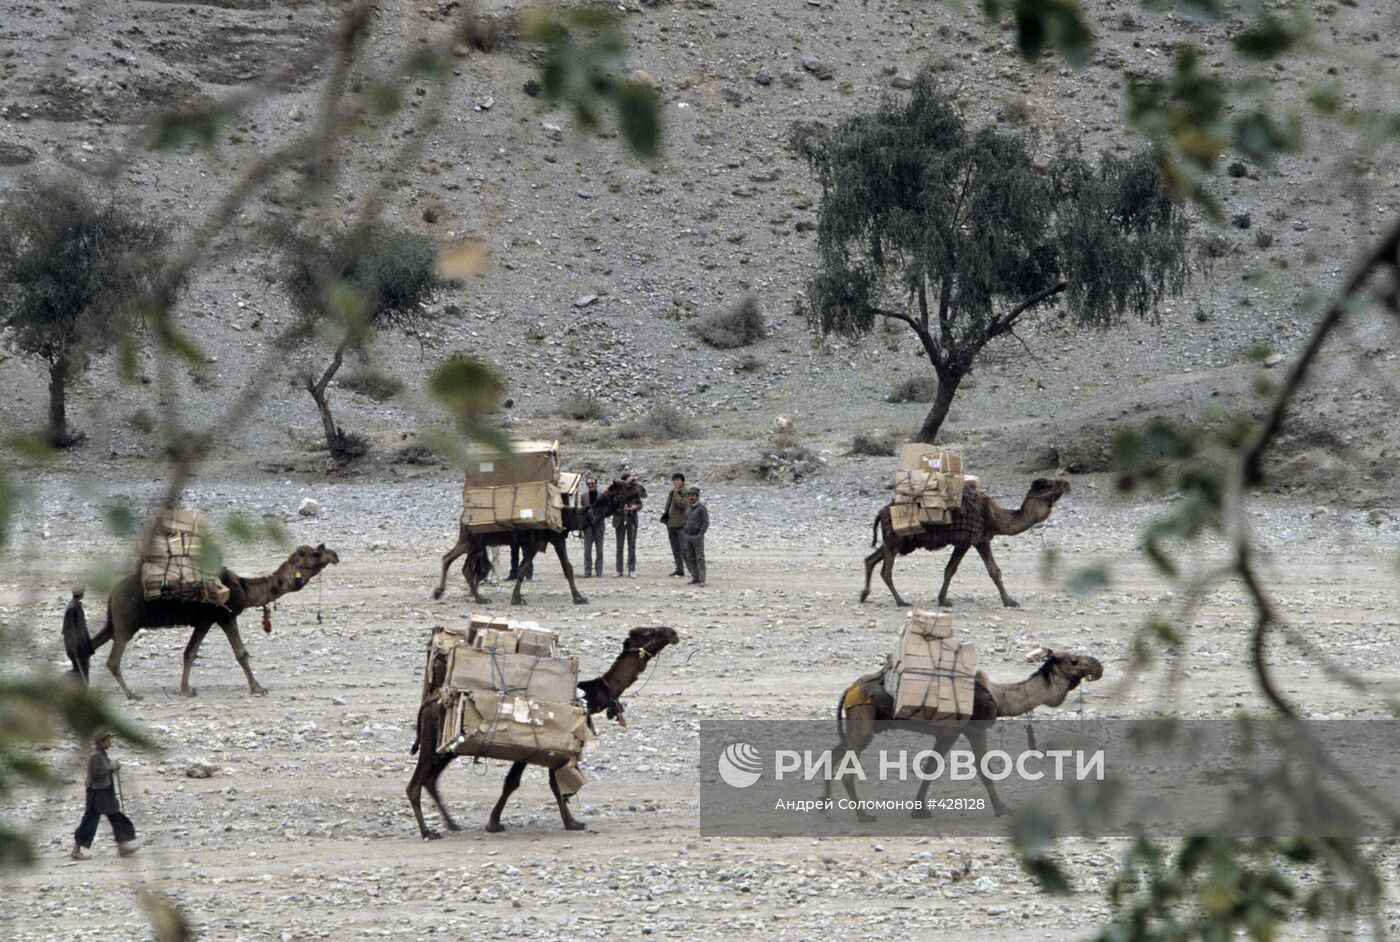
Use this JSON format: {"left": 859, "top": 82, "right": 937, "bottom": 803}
{"left": 0, "top": 0, "right": 1395, "bottom": 501}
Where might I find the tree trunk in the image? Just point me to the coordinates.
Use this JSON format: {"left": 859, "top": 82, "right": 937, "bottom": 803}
{"left": 913, "top": 370, "right": 962, "bottom": 444}
{"left": 307, "top": 340, "right": 348, "bottom": 457}
{"left": 46, "top": 353, "right": 70, "bottom": 447}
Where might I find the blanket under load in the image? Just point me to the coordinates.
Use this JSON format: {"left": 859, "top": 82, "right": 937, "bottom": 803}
{"left": 425, "top": 614, "right": 593, "bottom": 794}
{"left": 139, "top": 509, "right": 231, "bottom": 606}
{"left": 889, "top": 444, "right": 968, "bottom": 537}
{"left": 883, "top": 608, "right": 976, "bottom": 721}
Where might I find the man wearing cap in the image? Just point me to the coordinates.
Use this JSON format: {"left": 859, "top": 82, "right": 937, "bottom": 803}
{"left": 661, "top": 472, "right": 688, "bottom": 577}
{"left": 71, "top": 732, "right": 140, "bottom": 860}
{"left": 682, "top": 485, "right": 709, "bottom": 587}
{"left": 577, "top": 475, "right": 607, "bottom": 578}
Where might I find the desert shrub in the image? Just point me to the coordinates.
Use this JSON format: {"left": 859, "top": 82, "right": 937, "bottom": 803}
{"left": 329, "top": 429, "right": 369, "bottom": 461}
{"left": 340, "top": 368, "right": 404, "bottom": 402}
{"left": 694, "top": 294, "right": 767, "bottom": 349}
{"left": 557, "top": 394, "right": 606, "bottom": 422}
{"left": 734, "top": 354, "right": 765, "bottom": 373}
{"left": 887, "top": 374, "right": 939, "bottom": 403}
{"left": 617, "top": 404, "right": 700, "bottom": 441}
{"left": 394, "top": 443, "right": 434, "bottom": 465}
{"left": 850, "top": 431, "right": 897, "bottom": 456}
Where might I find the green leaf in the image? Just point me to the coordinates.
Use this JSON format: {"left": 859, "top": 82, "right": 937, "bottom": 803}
{"left": 614, "top": 79, "right": 663, "bottom": 159}
{"left": 365, "top": 82, "right": 402, "bottom": 116}
{"left": 152, "top": 109, "right": 226, "bottom": 151}
{"left": 1233, "top": 15, "right": 1302, "bottom": 61}
{"left": 1066, "top": 563, "right": 1110, "bottom": 598}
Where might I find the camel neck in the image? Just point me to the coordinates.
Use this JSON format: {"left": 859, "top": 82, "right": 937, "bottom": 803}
{"left": 596, "top": 652, "right": 646, "bottom": 698}
{"left": 231, "top": 563, "right": 299, "bottom": 609}
{"left": 985, "top": 665, "right": 1075, "bottom": 717}
{"left": 987, "top": 497, "right": 1049, "bottom": 537}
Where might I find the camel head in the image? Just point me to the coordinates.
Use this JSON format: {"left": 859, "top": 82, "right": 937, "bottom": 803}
{"left": 581, "top": 626, "right": 680, "bottom": 728}
{"left": 284, "top": 543, "right": 340, "bottom": 589}
{"left": 584, "top": 479, "right": 641, "bottom": 526}
{"left": 1026, "top": 478, "right": 1071, "bottom": 514}
{"left": 1026, "top": 647, "right": 1103, "bottom": 689}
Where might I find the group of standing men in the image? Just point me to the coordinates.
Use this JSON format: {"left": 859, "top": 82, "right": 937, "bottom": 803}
{"left": 578, "top": 472, "right": 708, "bottom": 586}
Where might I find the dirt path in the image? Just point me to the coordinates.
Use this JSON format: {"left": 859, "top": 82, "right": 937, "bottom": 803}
{"left": 3, "top": 479, "right": 1398, "bottom": 940}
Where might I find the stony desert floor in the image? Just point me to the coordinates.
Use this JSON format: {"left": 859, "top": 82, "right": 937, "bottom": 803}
{"left": 3, "top": 469, "right": 1398, "bottom": 941}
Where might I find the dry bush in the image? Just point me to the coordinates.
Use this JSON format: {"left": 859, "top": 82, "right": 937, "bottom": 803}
{"left": 887, "top": 374, "right": 939, "bottom": 403}
{"left": 557, "top": 394, "right": 606, "bottom": 422}
{"left": 850, "top": 431, "right": 897, "bottom": 456}
{"left": 617, "top": 404, "right": 700, "bottom": 441}
{"left": 695, "top": 294, "right": 767, "bottom": 349}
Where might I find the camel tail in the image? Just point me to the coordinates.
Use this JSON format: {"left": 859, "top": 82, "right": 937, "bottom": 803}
{"left": 62, "top": 589, "right": 94, "bottom": 683}
{"left": 871, "top": 512, "right": 882, "bottom": 548}
{"left": 835, "top": 689, "right": 847, "bottom": 741}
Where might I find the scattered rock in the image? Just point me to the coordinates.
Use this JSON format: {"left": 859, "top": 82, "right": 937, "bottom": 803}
{"left": 754, "top": 67, "right": 772, "bottom": 86}
{"left": 297, "top": 498, "right": 320, "bottom": 516}
{"left": 186, "top": 760, "right": 217, "bottom": 779}
{"left": 802, "top": 57, "right": 833, "bottom": 80}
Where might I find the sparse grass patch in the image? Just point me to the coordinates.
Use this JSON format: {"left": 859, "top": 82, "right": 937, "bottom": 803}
{"left": 340, "top": 368, "right": 404, "bottom": 402}
{"left": 694, "top": 294, "right": 767, "bottom": 349}
{"left": 557, "top": 394, "right": 606, "bottom": 422}
{"left": 734, "top": 354, "right": 765, "bottom": 373}
{"left": 887, "top": 374, "right": 938, "bottom": 403}
{"left": 850, "top": 431, "right": 897, "bottom": 456}
{"left": 617, "top": 404, "right": 700, "bottom": 441}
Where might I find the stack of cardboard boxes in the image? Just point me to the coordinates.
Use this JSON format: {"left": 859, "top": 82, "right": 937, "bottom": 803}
{"left": 139, "top": 509, "right": 231, "bottom": 606}
{"left": 427, "top": 615, "right": 593, "bottom": 795}
{"left": 462, "top": 441, "right": 568, "bottom": 534}
{"left": 890, "top": 444, "right": 967, "bottom": 536}
{"left": 884, "top": 608, "right": 977, "bottom": 721}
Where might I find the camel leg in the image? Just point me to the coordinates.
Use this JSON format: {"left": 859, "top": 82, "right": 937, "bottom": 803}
{"left": 105, "top": 631, "right": 141, "bottom": 701}
{"left": 179, "top": 623, "right": 213, "bottom": 696}
{"left": 486, "top": 761, "right": 528, "bottom": 832}
{"left": 975, "top": 542, "right": 1018, "bottom": 608}
{"left": 510, "top": 546, "right": 538, "bottom": 606}
{"left": 407, "top": 751, "right": 448, "bottom": 840}
{"left": 879, "top": 548, "right": 909, "bottom": 608}
{"left": 219, "top": 618, "right": 267, "bottom": 695}
{"left": 911, "top": 729, "right": 961, "bottom": 817}
{"left": 549, "top": 768, "right": 586, "bottom": 830}
{"left": 434, "top": 539, "right": 468, "bottom": 600}
{"left": 423, "top": 753, "right": 461, "bottom": 833}
{"left": 464, "top": 548, "right": 491, "bottom": 605}
{"left": 937, "top": 545, "right": 971, "bottom": 608}
{"left": 859, "top": 549, "right": 883, "bottom": 603}
{"left": 553, "top": 537, "right": 588, "bottom": 605}
{"left": 963, "top": 726, "right": 1011, "bottom": 816}
{"left": 837, "top": 707, "right": 877, "bottom": 822}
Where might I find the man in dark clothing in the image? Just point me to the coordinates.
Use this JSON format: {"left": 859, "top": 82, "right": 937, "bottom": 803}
{"left": 72, "top": 732, "right": 140, "bottom": 860}
{"left": 682, "top": 485, "right": 709, "bottom": 586}
{"left": 613, "top": 472, "right": 646, "bottom": 578}
{"left": 63, "top": 586, "right": 93, "bottom": 682}
{"left": 661, "top": 473, "right": 688, "bottom": 577}
{"left": 578, "top": 475, "right": 607, "bottom": 577}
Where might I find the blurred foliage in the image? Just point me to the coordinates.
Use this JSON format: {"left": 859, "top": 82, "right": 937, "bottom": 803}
{"left": 520, "top": 7, "right": 662, "bottom": 159}
{"left": 420, "top": 352, "right": 508, "bottom": 463}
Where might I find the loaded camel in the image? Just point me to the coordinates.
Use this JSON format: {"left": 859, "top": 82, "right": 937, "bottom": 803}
{"left": 861, "top": 478, "right": 1070, "bottom": 608}
{"left": 826, "top": 647, "right": 1104, "bottom": 820}
{"left": 406, "top": 625, "right": 679, "bottom": 838}
{"left": 65, "top": 544, "right": 340, "bottom": 700}
{"left": 432, "top": 478, "right": 640, "bottom": 606}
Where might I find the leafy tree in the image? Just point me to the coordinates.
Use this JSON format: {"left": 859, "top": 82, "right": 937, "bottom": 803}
{"left": 0, "top": 182, "right": 166, "bottom": 447}
{"left": 793, "top": 73, "right": 1191, "bottom": 443}
{"left": 281, "top": 226, "right": 441, "bottom": 460}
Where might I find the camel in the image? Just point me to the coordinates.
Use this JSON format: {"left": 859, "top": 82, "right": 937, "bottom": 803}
{"left": 406, "top": 625, "right": 679, "bottom": 838}
{"left": 67, "top": 544, "right": 340, "bottom": 700}
{"left": 861, "top": 478, "right": 1070, "bottom": 608}
{"left": 432, "top": 479, "right": 639, "bottom": 606}
{"left": 825, "top": 647, "right": 1104, "bottom": 820}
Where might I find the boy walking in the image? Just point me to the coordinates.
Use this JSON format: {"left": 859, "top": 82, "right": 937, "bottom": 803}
{"left": 682, "top": 485, "right": 709, "bottom": 587}
{"left": 71, "top": 732, "right": 140, "bottom": 860}
{"left": 661, "top": 473, "right": 688, "bottom": 577}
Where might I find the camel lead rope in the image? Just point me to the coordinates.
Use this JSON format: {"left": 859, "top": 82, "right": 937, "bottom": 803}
{"left": 317, "top": 570, "right": 323, "bottom": 624}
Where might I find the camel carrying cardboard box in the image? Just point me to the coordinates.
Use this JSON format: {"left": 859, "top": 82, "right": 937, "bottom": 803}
{"left": 438, "top": 690, "right": 594, "bottom": 766}
{"left": 885, "top": 610, "right": 975, "bottom": 721}
{"left": 461, "top": 481, "right": 565, "bottom": 533}
{"left": 139, "top": 508, "right": 231, "bottom": 606}
{"left": 446, "top": 645, "right": 580, "bottom": 704}
{"left": 465, "top": 440, "right": 560, "bottom": 488}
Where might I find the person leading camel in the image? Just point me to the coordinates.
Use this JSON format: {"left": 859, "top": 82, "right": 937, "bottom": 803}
{"left": 68, "top": 544, "right": 340, "bottom": 700}
{"left": 406, "top": 626, "right": 679, "bottom": 838}
{"left": 825, "top": 647, "right": 1103, "bottom": 820}
{"left": 861, "top": 477, "right": 1070, "bottom": 608}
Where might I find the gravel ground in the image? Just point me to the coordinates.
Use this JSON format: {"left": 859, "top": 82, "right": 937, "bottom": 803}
{"left": 3, "top": 467, "right": 1398, "bottom": 940}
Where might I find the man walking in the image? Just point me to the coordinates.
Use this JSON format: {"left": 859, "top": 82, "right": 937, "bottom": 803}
{"left": 578, "top": 475, "right": 607, "bottom": 577}
{"left": 661, "top": 473, "right": 688, "bottom": 577}
{"left": 71, "top": 732, "right": 140, "bottom": 860}
{"left": 682, "top": 485, "right": 709, "bottom": 587}
{"left": 613, "top": 472, "right": 646, "bottom": 578}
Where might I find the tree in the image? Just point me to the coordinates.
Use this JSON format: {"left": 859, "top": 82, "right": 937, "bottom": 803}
{"left": 793, "top": 73, "right": 1191, "bottom": 443}
{"left": 281, "top": 226, "right": 441, "bottom": 460}
{"left": 0, "top": 182, "right": 166, "bottom": 447}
